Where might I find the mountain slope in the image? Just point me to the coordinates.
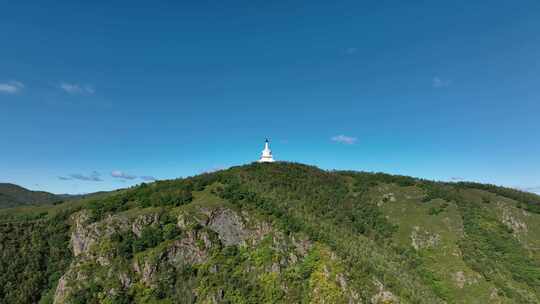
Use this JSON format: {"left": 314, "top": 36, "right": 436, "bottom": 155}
{"left": 0, "top": 183, "right": 62, "bottom": 208}
{"left": 1, "top": 162, "right": 540, "bottom": 304}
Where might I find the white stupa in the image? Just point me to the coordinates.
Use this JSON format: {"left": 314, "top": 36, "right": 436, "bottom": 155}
{"left": 258, "top": 139, "right": 275, "bottom": 163}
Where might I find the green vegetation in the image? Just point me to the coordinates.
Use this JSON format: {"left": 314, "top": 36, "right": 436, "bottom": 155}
{"left": 0, "top": 211, "right": 72, "bottom": 303}
{"left": 0, "top": 183, "right": 63, "bottom": 208}
{"left": 459, "top": 199, "right": 540, "bottom": 302}
{"left": 1, "top": 162, "right": 540, "bottom": 303}
{"left": 456, "top": 181, "right": 540, "bottom": 214}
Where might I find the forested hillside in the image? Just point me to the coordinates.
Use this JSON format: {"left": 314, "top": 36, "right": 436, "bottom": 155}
{"left": 1, "top": 162, "right": 540, "bottom": 303}
{"left": 0, "top": 183, "right": 62, "bottom": 208}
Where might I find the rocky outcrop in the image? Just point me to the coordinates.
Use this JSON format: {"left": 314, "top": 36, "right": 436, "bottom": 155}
{"left": 178, "top": 207, "right": 272, "bottom": 247}
{"left": 166, "top": 231, "right": 211, "bottom": 264}
{"left": 55, "top": 211, "right": 133, "bottom": 303}
{"left": 118, "top": 272, "right": 132, "bottom": 289}
{"left": 70, "top": 210, "right": 94, "bottom": 257}
{"left": 132, "top": 226, "right": 215, "bottom": 285}
{"left": 410, "top": 226, "right": 440, "bottom": 250}
{"left": 208, "top": 208, "right": 248, "bottom": 246}
{"left": 501, "top": 208, "right": 527, "bottom": 234}
{"left": 55, "top": 205, "right": 340, "bottom": 304}
{"left": 133, "top": 258, "right": 157, "bottom": 285}
{"left": 53, "top": 275, "right": 69, "bottom": 304}
{"left": 371, "top": 280, "right": 399, "bottom": 304}
{"left": 57, "top": 205, "right": 278, "bottom": 302}
{"left": 291, "top": 234, "right": 312, "bottom": 256}
{"left": 132, "top": 213, "right": 159, "bottom": 237}
{"left": 452, "top": 271, "right": 480, "bottom": 289}
{"left": 53, "top": 263, "right": 89, "bottom": 304}
{"left": 378, "top": 193, "right": 397, "bottom": 206}
{"left": 70, "top": 210, "right": 130, "bottom": 257}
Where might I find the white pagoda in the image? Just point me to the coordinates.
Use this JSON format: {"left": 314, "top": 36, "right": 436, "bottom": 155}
{"left": 258, "top": 139, "right": 275, "bottom": 163}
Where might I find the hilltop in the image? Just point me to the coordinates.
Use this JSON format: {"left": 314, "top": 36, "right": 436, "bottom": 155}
{"left": 0, "top": 183, "right": 103, "bottom": 209}
{"left": 1, "top": 162, "right": 540, "bottom": 304}
{"left": 0, "top": 183, "right": 63, "bottom": 208}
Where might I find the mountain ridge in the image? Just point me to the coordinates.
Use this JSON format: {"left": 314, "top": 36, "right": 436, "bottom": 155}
{"left": 0, "top": 182, "right": 63, "bottom": 208}
{"left": 1, "top": 162, "right": 540, "bottom": 303}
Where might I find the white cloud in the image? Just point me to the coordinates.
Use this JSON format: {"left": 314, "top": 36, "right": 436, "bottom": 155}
{"left": 140, "top": 176, "right": 157, "bottom": 181}
{"left": 0, "top": 81, "right": 24, "bottom": 94}
{"left": 331, "top": 135, "right": 357, "bottom": 145}
{"left": 432, "top": 77, "right": 451, "bottom": 88}
{"left": 59, "top": 82, "right": 95, "bottom": 94}
{"left": 111, "top": 170, "right": 137, "bottom": 180}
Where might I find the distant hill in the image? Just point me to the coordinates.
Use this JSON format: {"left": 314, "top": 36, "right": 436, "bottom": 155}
{"left": 0, "top": 183, "right": 62, "bottom": 208}
{"left": 1, "top": 163, "right": 540, "bottom": 303}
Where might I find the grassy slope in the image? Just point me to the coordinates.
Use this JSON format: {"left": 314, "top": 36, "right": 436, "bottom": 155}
{"left": 376, "top": 184, "right": 496, "bottom": 303}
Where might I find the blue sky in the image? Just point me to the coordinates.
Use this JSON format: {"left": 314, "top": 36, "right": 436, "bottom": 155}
{"left": 1, "top": 1, "right": 539, "bottom": 194}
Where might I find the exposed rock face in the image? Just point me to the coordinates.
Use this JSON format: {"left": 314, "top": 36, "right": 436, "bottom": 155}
{"left": 337, "top": 271, "right": 361, "bottom": 304}
{"left": 371, "top": 280, "right": 399, "bottom": 304}
{"left": 490, "top": 288, "right": 503, "bottom": 303}
{"left": 137, "top": 259, "right": 158, "bottom": 285}
{"left": 133, "top": 222, "right": 217, "bottom": 286}
{"left": 54, "top": 264, "right": 89, "bottom": 304}
{"left": 378, "top": 193, "right": 397, "bottom": 206}
{"left": 452, "top": 271, "right": 479, "bottom": 289}
{"left": 70, "top": 210, "right": 94, "bottom": 257}
{"left": 132, "top": 213, "right": 159, "bottom": 237}
{"left": 501, "top": 208, "right": 527, "bottom": 235}
{"left": 55, "top": 206, "right": 278, "bottom": 303}
{"left": 410, "top": 226, "right": 440, "bottom": 250}
{"left": 118, "top": 272, "right": 132, "bottom": 289}
{"left": 53, "top": 276, "right": 69, "bottom": 304}
{"left": 176, "top": 211, "right": 192, "bottom": 230}
{"left": 167, "top": 230, "right": 211, "bottom": 265}
{"left": 178, "top": 207, "right": 271, "bottom": 247}
{"left": 55, "top": 211, "right": 134, "bottom": 303}
{"left": 70, "top": 210, "right": 130, "bottom": 257}
{"left": 208, "top": 208, "right": 248, "bottom": 246}
{"left": 292, "top": 235, "right": 312, "bottom": 256}
{"left": 53, "top": 203, "right": 365, "bottom": 304}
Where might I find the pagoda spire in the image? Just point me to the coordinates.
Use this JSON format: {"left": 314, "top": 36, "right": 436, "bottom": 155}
{"left": 258, "top": 139, "right": 275, "bottom": 163}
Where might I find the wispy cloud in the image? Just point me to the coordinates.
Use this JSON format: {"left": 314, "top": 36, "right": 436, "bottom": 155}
{"left": 520, "top": 186, "right": 540, "bottom": 194}
{"left": 344, "top": 47, "right": 358, "bottom": 55}
{"left": 59, "top": 82, "right": 95, "bottom": 95}
{"left": 60, "top": 170, "right": 156, "bottom": 182}
{"left": 0, "top": 81, "right": 24, "bottom": 94}
{"left": 331, "top": 135, "right": 357, "bottom": 145}
{"left": 111, "top": 170, "right": 137, "bottom": 180}
{"left": 432, "top": 77, "right": 451, "bottom": 88}
{"left": 58, "top": 171, "right": 102, "bottom": 182}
